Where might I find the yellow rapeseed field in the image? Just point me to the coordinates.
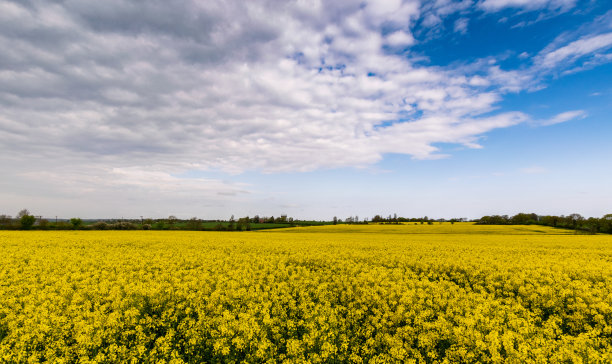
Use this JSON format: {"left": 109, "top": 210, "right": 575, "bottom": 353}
{"left": 1, "top": 223, "right": 611, "bottom": 363}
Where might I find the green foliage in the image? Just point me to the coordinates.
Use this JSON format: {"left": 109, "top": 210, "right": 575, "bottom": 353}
{"left": 236, "top": 217, "right": 251, "bottom": 231}
{"left": 38, "top": 219, "right": 49, "bottom": 230}
{"left": 91, "top": 222, "right": 109, "bottom": 230}
{"left": 70, "top": 218, "right": 83, "bottom": 229}
{"left": 0, "top": 214, "right": 329, "bottom": 231}
{"left": 478, "top": 213, "right": 612, "bottom": 234}
{"left": 185, "top": 217, "right": 202, "bottom": 231}
{"left": 19, "top": 214, "right": 36, "bottom": 230}
{"left": 0, "top": 215, "right": 14, "bottom": 229}
{"left": 110, "top": 222, "right": 138, "bottom": 230}
{"left": 153, "top": 221, "right": 165, "bottom": 230}
{"left": 89, "top": 221, "right": 138, "bottom": 230}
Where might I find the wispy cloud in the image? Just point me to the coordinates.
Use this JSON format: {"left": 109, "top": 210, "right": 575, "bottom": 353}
{"left": 20, "top": 167, "right": 249, "bottom": 198}
{"left": 539, "top": 110, "right": 587, "bottom": 126}
{"left": 454, "top": 18, "right": 470, "bottom": 34}
{"left": 479, "top": 0, "right": 577, "bottom": 13}
{"left": 478, "top": 12, "right": 612, "bottom": 93}
{"left": 536, "top": 32, "right": 612, "bottom": 69}
{"left": 519, "top": 166, "right": 548, "bottom": 174}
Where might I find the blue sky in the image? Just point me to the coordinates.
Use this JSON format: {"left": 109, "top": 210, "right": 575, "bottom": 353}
{"left": 0, "top": 0, "right": 611, "bottom": 220}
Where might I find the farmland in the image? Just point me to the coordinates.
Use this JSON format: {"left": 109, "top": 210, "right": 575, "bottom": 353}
{"left": 1, "top": 223, "right": 611, "bottom": 362}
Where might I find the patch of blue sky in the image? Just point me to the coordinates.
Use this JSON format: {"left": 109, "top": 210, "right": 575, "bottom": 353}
{"left": 410, "top": 3, "right": 605, "bottom": 68}
{"left": 498, "top": 61, "right": 612, "bottom": 117}
{"left": 318, "top": 64, "right": 346, "bottom": 73}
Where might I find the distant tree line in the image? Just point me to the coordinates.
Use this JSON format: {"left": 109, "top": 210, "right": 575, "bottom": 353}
{"left": 4, "top": 209, "right": 609, "bottom": 234}
{"left": 370, "top": 214, "right": 467, "bottom": 224}
{"left": 0, "top": 209, "right": 38, "bottom": 230}
{"left": 0, "top": 210, "right": 328, "bottom": 231}
{"left": 476, "top": 213, "right": 612, "bottom": 234}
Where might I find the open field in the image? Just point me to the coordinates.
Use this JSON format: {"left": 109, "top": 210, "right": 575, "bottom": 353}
{"left": 273, "top": 222, "right": 578, "bottom": 235}
{"left": 1, "top": 223, "right": 611, "bottom": 362}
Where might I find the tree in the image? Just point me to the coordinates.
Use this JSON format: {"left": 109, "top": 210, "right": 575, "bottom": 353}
{"left": 510, "top": 213, "right": 538, "bottom": 225}
{"left": 70, "top": 218, "right": 83, "bottom": 229}
{"left": 476, "top": 215, "right": 509, "bottom": 225}
{"left": 153, "top": 220, "right": 166, "bottom": 230}
{"left": 186, "top": 217, "right": 202, "bottom": 230}
{"left": 569, "top": 213, "right": 584, "bottom": 229}
{"left": 17, "top": 209, "right": 30, "bottom": 218}
{"left": 0, "top": 215, "right": 13, "bottom": 229}
{"left": 20, "top": 214, "right": 36, "bottom": 230}
{"left": 92, "top": 221, "right": 109, "bottom": 230}
{"left": 39, "top": 219, "right": 49, "bottom": 230}
{"left": 540, "top": 215, "right": 558, "bottom": 227}
{"left": 601, "top": 214, "right": 612, "bottom": 234}
{"left": 237, "top": 217, "right": 251, "bottom": 231}
{"left": 585, "top": 217, "right": 599, "bottom": 234}
{"left": 228, "top": 215, "right": 235, "bottom": 231}
{"left": 333, "top": 216, "right": 338, "bottom": 225}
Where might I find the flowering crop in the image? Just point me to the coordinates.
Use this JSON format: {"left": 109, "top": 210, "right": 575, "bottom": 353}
{"left": 0, "top": 223, "right": 611, "bottom": 362}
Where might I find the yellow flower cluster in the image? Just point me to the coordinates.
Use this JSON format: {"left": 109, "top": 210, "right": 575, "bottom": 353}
{"left": 0, "top": 223, "right": 611, "bottom": 363}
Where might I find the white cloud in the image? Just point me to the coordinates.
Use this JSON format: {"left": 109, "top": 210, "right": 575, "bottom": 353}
{"left": 536, "top": 32, "right": 612, "bottom": 69}
{"left": 385, "top": 31, "right": 416, "bottom": 46}
{"left": 519, "top": 166, "right": 548, "bottom": 174}
{"left": 454, "top": 18, "right": 469, "bottom": 34}
{"left": 422, "top": 0, "right": 473, "bottom": 18}
{"left": 540, "top": 110, "right": 587, "bottom": 126}
{"left": 19, "top": 167, "right": 249, "bottom": 197}
{"left": 479, "top": 0, "right": 577, "bottom": 12}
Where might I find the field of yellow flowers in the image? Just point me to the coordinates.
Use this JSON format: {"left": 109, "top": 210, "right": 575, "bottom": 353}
{"left": 1, "top": 223, "right": 611, "bottom": 363}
